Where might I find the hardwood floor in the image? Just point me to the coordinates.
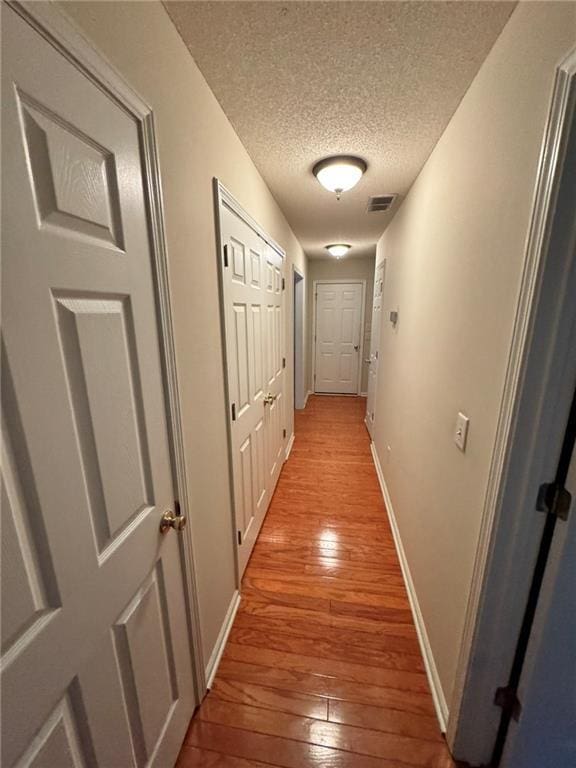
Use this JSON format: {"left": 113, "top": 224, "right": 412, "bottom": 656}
{"left": 178, "top": 395, "right": 458, "bottom": 767}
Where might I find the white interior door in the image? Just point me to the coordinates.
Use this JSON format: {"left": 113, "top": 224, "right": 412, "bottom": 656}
{"left": 366, "top": 262, "right": 386, "bottom": 436}
{"left": 314, "top": 282, "right": 363, "bottom": 394}
{"left": 1, "top": 8, "right": 195, "bottom": 767}
{"left": 219, "top": 201, "right": 285, "bottom": 576}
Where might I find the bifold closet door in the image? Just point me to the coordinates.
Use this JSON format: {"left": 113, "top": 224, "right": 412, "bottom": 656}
{"left": 219, "top": 204, "right": 285, "bottom": 576}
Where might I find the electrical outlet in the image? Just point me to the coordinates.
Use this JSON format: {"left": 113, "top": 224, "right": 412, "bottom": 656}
{"left": 454, "top": 412, "right": 469, "bottom": 452}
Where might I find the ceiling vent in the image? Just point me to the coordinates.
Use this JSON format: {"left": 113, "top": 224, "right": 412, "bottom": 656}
{"left": 367, "top": 194, "right": 396, "bottom": 213}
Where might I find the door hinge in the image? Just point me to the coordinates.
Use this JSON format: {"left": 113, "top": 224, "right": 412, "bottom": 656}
{"left": 223, "top": 244, "right": 229, "bottom": 268}
{"left": 237, "top": 530, "right": 242, "bottom": 545}
{"left": 536, "top": 481, "right": 571, "bottom": 521}
{"left": 283, "top": 428, "right": 286, "bottom": 438}
{"left": 231, "top": 402, "right": 236, "bottom": 421}
{"left": 282, "top": 277, "right": 285, "bottom": 290}
{"left": 494, "top": 685, "right": 522, "bottom": 722}
{"left": 282, "top": 357, "right": 286, "bottom": 369}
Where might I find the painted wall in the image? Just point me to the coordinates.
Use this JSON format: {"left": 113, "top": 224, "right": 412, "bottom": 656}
{"left": 307, "top": 256, "right": 375, "bottom": 395}
{"left": 60, "top": 0, "right": 307, "bottom": 672}
{"left": 371, "top": 0, "right": 576, "bottom": 715}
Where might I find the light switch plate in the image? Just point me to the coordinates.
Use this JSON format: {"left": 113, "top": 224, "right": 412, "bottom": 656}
{"left": 454, "top": 412, "right": 469, "bottom": 452}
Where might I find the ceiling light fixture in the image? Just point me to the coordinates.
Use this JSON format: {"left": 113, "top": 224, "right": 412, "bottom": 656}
{"left": 313, "top": 156, "right": 367, "bottom": 200}
{"left": 326, "top": 244, "right": 351, "bottom": 259}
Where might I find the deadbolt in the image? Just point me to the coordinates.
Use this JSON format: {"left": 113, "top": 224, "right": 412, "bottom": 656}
{"left": 159, "top": 509, "right": 187, "bottom": 534}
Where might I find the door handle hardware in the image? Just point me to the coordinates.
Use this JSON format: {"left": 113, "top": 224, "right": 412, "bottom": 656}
{"left": 364, "top": 359, "right": 371, "bottom": 364}
{"left": 263, "top": 393, "right": 278, "bottom": 405}
{"left": 159, "top": 509, "right": 187, "bottom": 534}
{"left": 354, "top": 345, "right": 359, "bottom": 351}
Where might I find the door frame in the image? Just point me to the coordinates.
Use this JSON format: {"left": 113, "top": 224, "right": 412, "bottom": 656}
{"left": 365, "top": 260, "right": 386, "bottom": 436}
{"left": 212, "top": 179, "right": 287, "bottom": 584}
{"left": 292, "top": 265, "right": 306, "bottom": 410}
{"left": 448, "top": 46, "right": 576, "bottom": 765}
{"left": 312, "top": 279, "right": 367, "bottom": 396}
{"left": 7, "top": 0, "right": 206, "bottom": 696}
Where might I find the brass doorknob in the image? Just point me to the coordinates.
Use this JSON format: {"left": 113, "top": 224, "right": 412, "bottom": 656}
{"left": 159, "top": 509, "right": 187, "bottom": 534}
{"left": 263, "top": 393, "right": 277, "bottom": 405}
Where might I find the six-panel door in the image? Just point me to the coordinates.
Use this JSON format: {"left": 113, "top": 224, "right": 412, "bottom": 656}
{"left": 1, "top": 8, "right": 195, "bottom": 767}
{"left": 220, "top": 203, "right": 285, "bottom": 576}
{"left": 315, "top": 283, "right": 363, "bottom": 394}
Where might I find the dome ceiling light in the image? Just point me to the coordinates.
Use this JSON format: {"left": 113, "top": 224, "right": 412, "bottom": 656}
{"left": 326, "top": 244, "right": 351, "bottom": 259}
{"left": 313, "top": 156, "right": 367, "bottom": 200}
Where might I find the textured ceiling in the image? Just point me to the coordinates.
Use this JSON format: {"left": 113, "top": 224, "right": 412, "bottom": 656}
{"left": 164, "top": 1, "right": 515, "bottom": 259}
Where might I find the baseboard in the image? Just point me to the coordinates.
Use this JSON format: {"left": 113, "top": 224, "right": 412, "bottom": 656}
{"left": 303, "top": 390, "right": 313, "bottom": 408}
{"left": 360, "top": 391, "right": 368, "bottom": 397}
{"left": 204, "top": 590, "right": 241, "bottom": 690}
{"left": 285, "top": 432, "right": 295, "bottom": 461}
{"left": 370, "top": 442, "right": 449, "bottom": 732}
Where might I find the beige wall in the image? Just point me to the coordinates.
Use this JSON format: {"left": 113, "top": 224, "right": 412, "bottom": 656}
{"left": 307, "top": 256, "right": 375, "bottom": 394}
{"left": 372, "top": 1, "right": 575, "bottom": 711}
{"left": 60, "top": 1, "right": 307, "bottom": 670}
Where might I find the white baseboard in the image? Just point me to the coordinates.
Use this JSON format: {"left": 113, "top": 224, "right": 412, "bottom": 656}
{"left": 303, "top": 390, "right": 313, "bottom": 408}
{"left": 360, "top": 391, "right": 368, "bottom": 397}
{"left": 204, "top": 590, "right": 241, "bottom": 690}
{"left": 285, "top": 432, "right": 295, "bottom": 461}
{"left": 370, "top": 442, "right": 449, "bottom": 732}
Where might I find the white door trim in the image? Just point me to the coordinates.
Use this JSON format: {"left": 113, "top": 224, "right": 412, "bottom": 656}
{"left": 312, "top": 279, "right": 366, "bottom": 396}
{"left": 448, "top": 46, "right": 576, "bottom": 764}
{"left": 8, "top": 0, "right": 206, "bottom": 696}
{"left": 292, "top": 265, "right": 306, "bottom": 411}
{"left": 213, "top": 179, "right": 287, "bottom": 584}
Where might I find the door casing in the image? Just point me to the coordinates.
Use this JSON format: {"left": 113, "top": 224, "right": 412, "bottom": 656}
{"left": 7, "top": 0, "right": 205, "bottom": 698}
{"left": 312, "top": 279, "right": 367, "bottom": 396}
{"left": 293, "top": 266, "right": 306, "bottom": 410}
{"left": 448, "top": 45, "right": 576, "bottom": 764}
{"left": 365, "top": 261, "right": 386, "bottom": 437}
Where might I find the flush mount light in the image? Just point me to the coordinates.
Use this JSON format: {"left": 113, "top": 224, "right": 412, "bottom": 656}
{"left": 325, "top": 244, "right": 351, "bottom": 259}
{"left": 313, "top": 156, "right": 367, "bottom": 200}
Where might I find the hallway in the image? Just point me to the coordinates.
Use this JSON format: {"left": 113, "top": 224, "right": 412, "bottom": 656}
{"left": 178, "top": 396, "right": 456, "bottom": 767}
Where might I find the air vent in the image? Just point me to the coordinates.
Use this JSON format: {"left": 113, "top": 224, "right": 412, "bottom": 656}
{"left": 367, "top": 194, "right": 397, "bottom": 213}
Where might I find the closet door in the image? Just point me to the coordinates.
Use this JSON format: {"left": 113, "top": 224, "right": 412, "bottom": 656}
{"left": 219, "top": 202, "right": 286, "bottom": 576}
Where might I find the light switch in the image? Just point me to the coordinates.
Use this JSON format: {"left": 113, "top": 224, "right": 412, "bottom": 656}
{"left": 454, "top": 412, "right": 469, "bottom": 452}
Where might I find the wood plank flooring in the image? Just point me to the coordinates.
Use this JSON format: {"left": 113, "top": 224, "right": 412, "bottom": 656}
{"left": 178, "top": 395, "right": 458, "bottom": 767}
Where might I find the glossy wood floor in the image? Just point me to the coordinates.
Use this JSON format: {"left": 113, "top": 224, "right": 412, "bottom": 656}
{"left": 178, "top": 396, "right": 458, "bottom": 767}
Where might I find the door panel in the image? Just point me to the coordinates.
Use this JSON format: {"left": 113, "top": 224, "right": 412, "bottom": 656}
{"left": 366, "top": 262, "right": 386, "bottom": 436}
{"left": 220, "top": 205, "right": 285, "bottom": 576}
{"left": 1, "top": 9, "right": 195, "bottom": 767}
{"left": 315, "top": 283, "right": 363, "bottom": 394}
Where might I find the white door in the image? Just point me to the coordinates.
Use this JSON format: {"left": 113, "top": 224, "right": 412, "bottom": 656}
{"left": 1, "top": 8, "right": 195, "bottom": 767}
{"left": 501, "top": 441, "right": 576, "bottom": 768}
{"left": 314, "top": 282, "right": 363, "bottom": 394}
{"left": 219, "top": 201, "right": 285, "bottom": 576}
{"left": 366, "top": 262, "right": 386, "bottom": 436}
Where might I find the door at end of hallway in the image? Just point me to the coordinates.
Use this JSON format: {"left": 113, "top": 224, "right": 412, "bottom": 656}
{"left": 314, "top": 282, "right": 365, "bottom": 395}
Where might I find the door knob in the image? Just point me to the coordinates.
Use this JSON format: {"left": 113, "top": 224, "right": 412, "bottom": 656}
{"left": 263, "top": 393, "right": 277, "bottom": 405}
{"left": 159, "top": 509, "right": 187, "bottom": 534}
{"left": 354, "top": 345, "right": 359, "bottom": 351}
